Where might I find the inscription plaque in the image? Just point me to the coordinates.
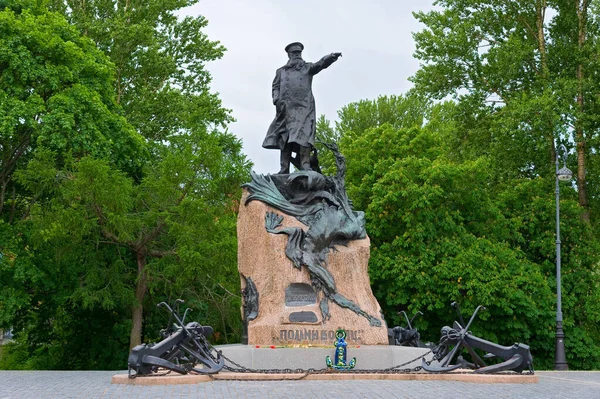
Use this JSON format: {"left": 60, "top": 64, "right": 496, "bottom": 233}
{"left": 278, "top": 329, "right": 363, "bottom": 342}
{"left": 285, "top": 283, "right": 317, "bottom": 306}
{"left": 289, "top": 311, "right": 318, "bottom": 323}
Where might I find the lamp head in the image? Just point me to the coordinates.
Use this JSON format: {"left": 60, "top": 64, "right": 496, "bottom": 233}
{"left": 557, "top": 166, "right": 573, "bottom": 181}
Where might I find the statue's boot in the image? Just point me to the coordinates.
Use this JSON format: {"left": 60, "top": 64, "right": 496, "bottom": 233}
{"left": 279, "top": 147, "right": 291, "bottom": 174}
{"left": 299, "top": 146, "right": 312, "bottom": 170}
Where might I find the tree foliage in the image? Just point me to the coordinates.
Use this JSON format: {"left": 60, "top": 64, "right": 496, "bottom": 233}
{"left": 0, "top": 2, "right": 143, "bottom": 368}
{"left": 335, "top": 94, "right": 600, "bottom": 369}
{"left": 50, "top": 0, "right": 232, "bottom": 142}
{"left": 412, "top": 0, "right": 600, "bottom": 222}
{"left": 1, "top": 0, "right": 251, "bottom": 370}
{"left": 406, "top": 1, "right": 600, "bottom": 368}
{"left": 0, "top": 2, "right": 143, "bottom": 220}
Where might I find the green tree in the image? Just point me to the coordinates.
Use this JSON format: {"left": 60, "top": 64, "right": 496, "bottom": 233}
{"left": 44, "top": 0, "right": 251, "bottom": 349}
{"left": 315, "top": 94, "right": 429, "bottom": 176}
{"left": 496, "top": 178, "right": 600, "bottom": 369}
{"left": 314, "top": 115, "right": 339, "bottom": 175}
{"left": 408, "top": 0, "right": 600, "bottom": 368}
{"left": 336, "top": 93, "right": 427, "bottom": 138}
{"left": 0, "top": 3, "right": 143, "bottom": 221}
{"left": 50, "top": 0, "right": 232, "bottom": 143}
{"left": 0, "top": 2, "right": 145, "bottom": 368}
{"left": 15, "top": 127, "right": 249, "bottom": 352}
{"left": 412, "top": 0, "right": 600, "bottom": 222}
{"left": 45, "top": 0, "right": 249, "bottom": 348}
{"left": 1, "top": 0, "right": 251, "bottom": 369}
{"left": 340, "top": 119, "right": 600, "bottom": 369}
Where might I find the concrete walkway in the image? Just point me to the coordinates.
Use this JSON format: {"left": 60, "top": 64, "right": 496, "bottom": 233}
{"left": 1, "top": 370, "right": 599, "bottom": 398}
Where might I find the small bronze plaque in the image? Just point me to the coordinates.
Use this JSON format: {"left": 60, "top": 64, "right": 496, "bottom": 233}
{"left": 289, "top": 311, "right": 318, "bottom": 323}
{"left": 285, "top": 283, "right": 317, "bottom": 306}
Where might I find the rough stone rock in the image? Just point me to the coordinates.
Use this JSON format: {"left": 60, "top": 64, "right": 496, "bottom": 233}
{"left": 237, "top": 189, "right": 388, "bottom": 346}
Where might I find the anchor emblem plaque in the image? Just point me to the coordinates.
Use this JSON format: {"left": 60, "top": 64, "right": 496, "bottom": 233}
{"left": 326, "top": 329, "right": 356, "bottom": 370}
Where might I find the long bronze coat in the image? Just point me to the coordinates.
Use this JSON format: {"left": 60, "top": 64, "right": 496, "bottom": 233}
{"left": 263, "top": 54, "right": 338, "bottom": 151}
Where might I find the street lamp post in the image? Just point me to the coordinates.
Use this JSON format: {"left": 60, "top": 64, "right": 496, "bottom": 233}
{"left": 554, "top": 143, "right": 571, "bottom": 371}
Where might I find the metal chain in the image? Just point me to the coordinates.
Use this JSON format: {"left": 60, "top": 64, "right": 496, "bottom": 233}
{"left": 206, "top": 344, "right": 432, "bottom": 381}
{"left": 133, "top": 332, "right": 535, "bottom": 380}
{"left": 209, "top": 344, "right": 534, "bottom": 379}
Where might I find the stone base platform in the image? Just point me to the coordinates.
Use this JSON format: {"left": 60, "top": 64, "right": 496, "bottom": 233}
{"left": 113, "top": 345, "right": 538, "bottom": 384}
{"left": 112, "top": 371, "right": 538, "bottom": 385}
{"left": 216, "top": 344, "right": 431, "bottom": 369}
{"left": 212, "top": 372, "right": 538, "bottom": 383}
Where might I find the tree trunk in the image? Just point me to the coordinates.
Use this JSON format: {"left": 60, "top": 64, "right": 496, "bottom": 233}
{"left": 577, "top": 140, "right": 589, "bottom": 222}
{"left": 576, "top": 0, "right": 590, "bottom": 222}
{"left": 129, "top": 250, "right": 147, "bottom": 350}
{"left": 0, "top": 178, "right": 6, "bottom": 214}
{"left": 536, "top": 0, "right": 548, "bottom": 78}
{"left": 9, "top": 184, "right": 16, "bottom": 224}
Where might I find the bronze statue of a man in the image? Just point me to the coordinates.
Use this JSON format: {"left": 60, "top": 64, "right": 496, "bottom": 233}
{"left": 263, "top": 42, "right": 341, "bottom": 174}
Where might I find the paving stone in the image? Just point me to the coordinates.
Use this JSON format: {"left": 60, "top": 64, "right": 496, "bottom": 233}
{"left": 1, "top": 370, "right": 600, "bottom": 398}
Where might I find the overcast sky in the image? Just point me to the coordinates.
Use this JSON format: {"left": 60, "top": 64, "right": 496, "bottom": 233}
{"left": 183, "top": 0, "right": 437, "bottom": 174}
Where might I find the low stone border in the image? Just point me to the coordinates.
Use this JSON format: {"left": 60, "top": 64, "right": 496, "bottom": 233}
{"left": 112, "top": 373, "right": 211, "bottom": 385}
{"left": 112, "top": 371, "right": 538, "bottom": 385}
